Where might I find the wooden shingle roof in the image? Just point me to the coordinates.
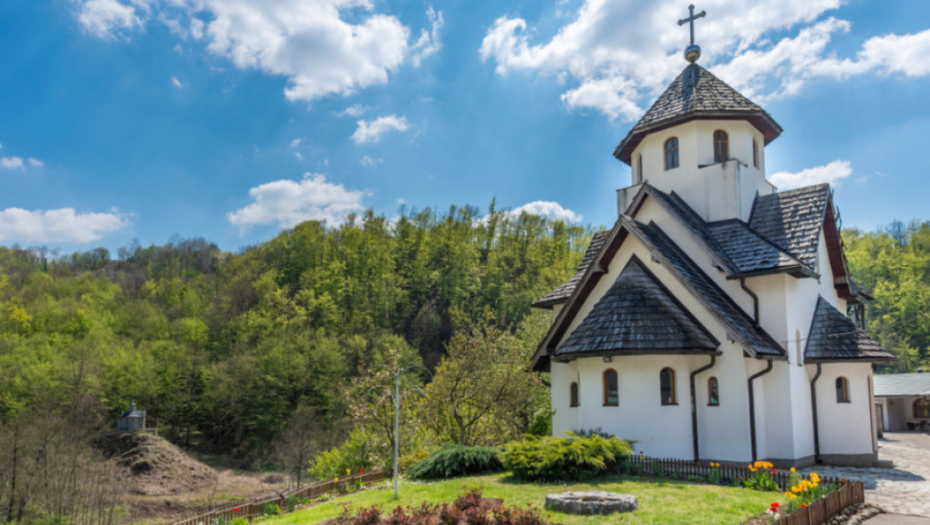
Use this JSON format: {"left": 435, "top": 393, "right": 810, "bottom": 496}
{"left": 707, "top": 220, "right": 810, "bottom": 276}
{"left": 804, "top": 296, "right": 895, "bottom": 362}
{"left": 629, "top": 219, "right": 785, "bottom": 359}
{"left": 749, "top": 184, "right": 830, "bottom": 269}
{"left": 554, "top": 257, "right": 719, "bottom": 359}
{"left": 614, "top": 63, "right": 782, "bottom": 164}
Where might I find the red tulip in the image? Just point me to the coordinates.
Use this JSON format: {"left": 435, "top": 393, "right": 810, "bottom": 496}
{"left": 234, "top": 508, "right": 240, "bottom": 513}
{"left": 360, "top": 467, "right": 364, "bottom": 475}
{"left": 802, "top": 504, "right": 807, "bottom": 508}
{"left": 771, "top": 468, "right": 776, "bottom": 475}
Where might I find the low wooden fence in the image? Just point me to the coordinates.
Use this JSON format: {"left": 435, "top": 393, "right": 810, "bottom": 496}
{"left": 626, "top": 455, "right": 846, "bottom": 492}
{"left": 171, "top": 469, "right": 390, "bottom": 525}
{"left": 773, "top": 480, "right": 865, "bottom": 525}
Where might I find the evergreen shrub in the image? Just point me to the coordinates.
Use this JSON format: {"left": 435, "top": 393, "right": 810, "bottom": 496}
{"left": 499, "top": 432, "right": 632, "bottom": 481}
{"left": 406, "top": 444, "right": 503, "bottom": 480}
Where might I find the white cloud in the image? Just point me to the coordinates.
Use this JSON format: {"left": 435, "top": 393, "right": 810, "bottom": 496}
{"left": 1, "top": 157, "right": 24, "bottom": 170}
{"left": 479, "top": 1, "right": 930, "bottom": 119}
{"left": 410, "top": 5, "right": 444, "bottom": 67}
{"left": 351, "top": 115, "right": 408, "bottom": 144}
{"left": 500, "top": 201, "right": 582, "bottom": 223}
{"left": 74, "top": 0, "right": 443, "bottom": 103}
{"left": 0, "top": 208, "right": 127, "bottom": 243}
{"left": 294, "top": 152, "right": 303, "bottom": 160}
{"left": 290, "top": 138, "right": 301, "bottom": 148}
{"left": 171, "top": 76, "right": 183, "bottom": 89}
{"left": 359, "top": 155, "right": 382, "bottom": 167}
{"left": 227, "top": 173, "right": 367, "bottom": 231}
{"left": 339, "top": 104, "right": 370, "bottom": 117}
{"left": 27, "top": 158, "right": 44, "bottom": 168}
{"left": 76, "top": 0, "right": 144, "bottom": 39}
{"left": 769, "top": 159, "right": 852, "bottom": 190}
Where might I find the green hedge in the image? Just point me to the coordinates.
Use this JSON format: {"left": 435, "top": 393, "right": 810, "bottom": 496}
{"left": 499, "top": 432, "right": 632, "bottom": 481}
{"left": 406, "top": 444, "right": 503, "bottom": 480}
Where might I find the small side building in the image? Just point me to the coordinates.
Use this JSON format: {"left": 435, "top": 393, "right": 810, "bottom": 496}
{"left": 117, "top": 402, "right": 147, "bottom": 432}
{"left": 874, "top": 372, "right": 930, "bottom": 431}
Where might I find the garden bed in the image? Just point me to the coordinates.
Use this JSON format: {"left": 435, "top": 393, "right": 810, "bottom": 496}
{"left": 260, "top": 474, "right": 787, "bottom": 525}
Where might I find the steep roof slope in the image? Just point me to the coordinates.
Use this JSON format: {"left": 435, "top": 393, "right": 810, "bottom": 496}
{"left": 749, "top": 184, "right": 830, "bottom": 268}
{"left": 554, "top": 257, "right": 719, "bottom": 359}
{"left": 708, "top": 220, "right": 809, "bottom": 275}
{"left": 805, "top": 296, "right": 895, "bottom": 362}
{"left": 614, "top": 63, "right": 782, "bottom": 164}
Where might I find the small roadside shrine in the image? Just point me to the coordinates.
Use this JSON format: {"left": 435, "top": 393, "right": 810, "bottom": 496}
{"left": 117, "top": 402, "right": 147, "bottom": 432}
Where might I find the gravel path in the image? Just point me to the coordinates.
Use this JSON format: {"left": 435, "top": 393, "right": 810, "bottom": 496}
{"left": 813, "top": 432, "right": 930, "bottom": 517}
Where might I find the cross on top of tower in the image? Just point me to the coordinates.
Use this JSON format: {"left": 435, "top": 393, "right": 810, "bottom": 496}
{"left": 677, "top": 4, "right": 706, "bottom": 63}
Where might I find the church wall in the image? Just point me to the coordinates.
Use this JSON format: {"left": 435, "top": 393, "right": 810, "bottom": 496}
{"left": 811, "top": 362, "right": 876, "bottom": 463}
{"left": 550, "top": 361, "right": 580, "bottom": 434}
{"left": 553, "top": 237, "right": 756, "bottom": 462}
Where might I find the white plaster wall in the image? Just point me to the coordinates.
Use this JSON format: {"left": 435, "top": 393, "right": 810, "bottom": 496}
{"left": 628, "top": 120, "right": 775, "bottom": 222}
{"left": 550, "top": 361, "right": 579, "bottom": 434}
{"left": 881, "top": 396, "right": 919, "bottom": 431}
{"left": 811, "top": 363, "right": 875, "bottom": 456}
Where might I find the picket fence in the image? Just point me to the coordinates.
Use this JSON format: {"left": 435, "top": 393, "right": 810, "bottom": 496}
{"left": 626, "top": 454, "right": 847, "bottom": 492}
{"left": 773, "top": 480, "right": 866, "bottom": 525}
{"left": 171, "top": 469, "right": 390, "bottom": 525}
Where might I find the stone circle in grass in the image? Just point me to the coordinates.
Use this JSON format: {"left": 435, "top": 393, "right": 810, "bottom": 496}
{"left": 544, "top": 492, "right": 638, "bottom": 515}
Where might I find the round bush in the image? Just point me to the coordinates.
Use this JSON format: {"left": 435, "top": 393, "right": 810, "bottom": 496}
{"left": 406, "top": 444, "right": 503, "bottom": 480}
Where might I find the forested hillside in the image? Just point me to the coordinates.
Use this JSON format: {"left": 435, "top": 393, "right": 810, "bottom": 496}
{"left": 0, "top": 204, "right": 590, "bottom": 457}
{"left": 845, "top": 219, "right": 930, "bottom": 372}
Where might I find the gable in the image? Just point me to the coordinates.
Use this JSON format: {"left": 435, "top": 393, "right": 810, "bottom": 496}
{"left": 554, "top": 256, "right": 719, "bottom": 360}
{"left": 530, "top": 214, "right": 785, "bottom": 372}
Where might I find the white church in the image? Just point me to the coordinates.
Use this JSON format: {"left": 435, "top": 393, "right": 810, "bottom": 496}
{"left": 531, "top": 9, "right": 896, "bottom": 468}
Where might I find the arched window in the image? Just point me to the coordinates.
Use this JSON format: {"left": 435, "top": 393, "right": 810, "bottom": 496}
{"left": 836, "top": 377, "right": 850, "bottom": 403}
{"left": 713, "top": 130, "right": 728, "bottom": 162}
{"left": 752, "top": 138, "right": 760, "bottom": 168}
{"left": 570, "top": 382, "right": 579, "bottom": 407}
{"left": 660, "top": 368, "right": 677, "bottom": 405}
{"left": 603, "top": 369, "right": 618, "bottom": 406}
{"left": 664, "top": 138, "right": 679, "bottom": 170}
{"left": 708, "top": 377, "right": 719, "bottom": 406}
{"left": 914, "top": 399, "right": 930, "bottom": 418}
{"left": 636, "top": 154, "right": 643, "bottom": 184}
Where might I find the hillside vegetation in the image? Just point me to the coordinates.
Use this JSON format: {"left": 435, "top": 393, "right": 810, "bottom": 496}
{"left": 0, "top": 204, "right": 588, "bottom": 457}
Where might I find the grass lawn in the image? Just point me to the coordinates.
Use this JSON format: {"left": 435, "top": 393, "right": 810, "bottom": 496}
{"left": 264, "top": 474, "right": 786, "bottom": 525}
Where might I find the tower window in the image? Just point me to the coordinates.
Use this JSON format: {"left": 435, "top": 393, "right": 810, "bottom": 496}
{"left": 708, "top": 377, "right": 719, "bottom": 406}
{"left": 836, "top": 377, "right": 850, "bottom": 403}
{"left": 752, "top": 138, "right": 759, "bottom": 168}
{"left": 603, "top": 369, "right": 618, "bottom": 406}
{"left": 660, "top": 368, "right": 677, "bottom": 405}
{"left": 636, "top": 154, "right": 643, "bottom": 184}
{"left": 570, "top": 382, "right": 579, "bottom": 407}
{"left": 713, "top": 130, "right": 728, "bottom": 162}
{"left": 664, "top": 138, "right": 679, "bottom": 170}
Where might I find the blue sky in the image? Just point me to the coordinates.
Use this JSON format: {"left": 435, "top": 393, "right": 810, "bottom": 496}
{"left": 1, "top": 0, "right": 929, "bottom": 254}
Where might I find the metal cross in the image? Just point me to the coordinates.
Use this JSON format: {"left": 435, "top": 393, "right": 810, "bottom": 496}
{"left": 678, "top": 4, "right": 706, "bottom": 46}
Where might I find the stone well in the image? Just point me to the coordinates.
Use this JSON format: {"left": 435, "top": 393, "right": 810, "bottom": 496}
{"left": 544, "top": 491, "right": 638, "bottom": 515}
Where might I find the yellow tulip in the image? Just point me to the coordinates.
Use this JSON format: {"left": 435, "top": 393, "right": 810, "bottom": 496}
{"left": 790, "top": 467, "right": 796, "bottom": 473}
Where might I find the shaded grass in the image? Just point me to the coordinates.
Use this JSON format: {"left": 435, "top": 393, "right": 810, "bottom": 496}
{"left": 264, "top": 474, "right": 785, "bottom": 525}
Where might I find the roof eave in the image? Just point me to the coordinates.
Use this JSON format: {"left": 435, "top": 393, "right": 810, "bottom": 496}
{"left": 553, "top": 348, "right": 723, "bottom": 362}
{"left": 805, "top": 356, "right": 898, "bottom": 364}
{"left": 614, "top": 111, "right": 782, "bottom": 165}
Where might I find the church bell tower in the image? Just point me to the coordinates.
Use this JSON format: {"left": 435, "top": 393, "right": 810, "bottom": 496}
{"left": 614, "top": 5, "right": 783, "bottom": 223}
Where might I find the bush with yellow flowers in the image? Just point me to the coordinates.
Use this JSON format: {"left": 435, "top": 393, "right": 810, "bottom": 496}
{"left": 743, "top": 461, "right": 779, "bottom": 491}
{"left": 783, "top": 470, "right": 834, "bottom": 512}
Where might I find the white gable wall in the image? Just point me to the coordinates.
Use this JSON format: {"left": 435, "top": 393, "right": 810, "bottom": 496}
{"left": 809, "top": 362, "right": 876, "bottom": 460}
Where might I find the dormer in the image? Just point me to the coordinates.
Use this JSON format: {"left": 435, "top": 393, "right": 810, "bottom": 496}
{"left": 615, "top": 64, "right": 783, "bottom": 223}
